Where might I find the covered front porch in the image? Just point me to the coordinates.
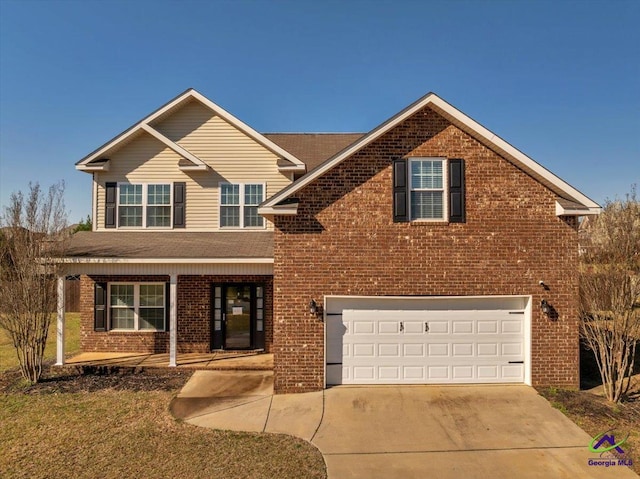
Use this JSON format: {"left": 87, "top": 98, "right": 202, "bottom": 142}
{"left": 55, "top": 230, "right": 276, "bottom": 369}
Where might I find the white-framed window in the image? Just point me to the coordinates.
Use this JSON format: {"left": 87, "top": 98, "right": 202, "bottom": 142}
{"left": 118, "top": 183, "right": 172, "bottom": 228}
{"left": 409, "top": 158, "right": 447, "bottom": 220}
{"left": 219, "top": 183, "right": 265, "bottom": 228}
{"left": 109, "top": 283, "right": 165, "bottom": 331}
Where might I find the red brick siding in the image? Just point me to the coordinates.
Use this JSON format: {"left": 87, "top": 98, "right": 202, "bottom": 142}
{"left": 273, "top": 107, "right": 579, "bottom": 393}
{"left": 177, "top": 275, "right": 273, "bottom": 353}
{"left": 80, "top": 274, "right": 273, "bottom": 353}
{"left": 80, "top": 275, "right": 169, "bottom": 352}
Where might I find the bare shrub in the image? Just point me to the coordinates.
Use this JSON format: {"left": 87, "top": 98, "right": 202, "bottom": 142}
{"left": 579, "top": 186, "right": 640, "bottom": 402}
{"left": 0, "top": 182, "right": 67, "bottom": 383}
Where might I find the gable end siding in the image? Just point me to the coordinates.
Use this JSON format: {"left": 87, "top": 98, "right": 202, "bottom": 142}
{"left": 94, "top": 101, "right": 291, "bottom": 231}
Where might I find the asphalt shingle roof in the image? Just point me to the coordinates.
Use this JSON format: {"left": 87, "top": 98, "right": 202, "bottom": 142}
{"left": 264, "top": 133, "right": 364, "bottom": 171}
{"left": 66, "top": 231, "right": 273, "bottom": 259}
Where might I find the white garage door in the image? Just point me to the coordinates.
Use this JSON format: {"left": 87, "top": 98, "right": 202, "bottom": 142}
{"left": 326, "top": 296, "right": 530, "bottom": 385}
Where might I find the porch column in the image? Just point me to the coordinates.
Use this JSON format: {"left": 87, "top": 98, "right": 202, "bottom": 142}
{"left": 169, "top": 274, "right": 177, "bottom": 367}
{"left": 55, "top": 276, "right": 65, "bottom": 366}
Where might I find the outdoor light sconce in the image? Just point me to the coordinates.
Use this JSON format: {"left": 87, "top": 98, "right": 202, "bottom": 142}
{"left": 309, "top": 299, "right": 318, "bottom": 316}
{"left": 540, "top": 299, "right": 551, "bottom": 316}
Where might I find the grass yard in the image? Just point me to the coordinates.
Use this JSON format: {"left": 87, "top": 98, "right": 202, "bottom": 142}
{"left": 0, "top": 312, "right": 81, "bottom": 373}
{"left": 0, "top": 314, "right": 326, "bottom": 479}
{"left": 0, "top": 387, "right": 325, "bottom": 479}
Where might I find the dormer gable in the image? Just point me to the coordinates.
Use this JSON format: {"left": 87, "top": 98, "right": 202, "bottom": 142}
{"left": 76, "top": 88, "right": 305, "bottom": 174}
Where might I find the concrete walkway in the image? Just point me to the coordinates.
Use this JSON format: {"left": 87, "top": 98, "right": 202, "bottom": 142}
{"left": 171, "top": 372, "right": 638, "bottom": 479}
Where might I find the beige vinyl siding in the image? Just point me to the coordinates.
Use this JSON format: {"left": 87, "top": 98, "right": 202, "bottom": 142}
{"left": 94, "top": 100, "right": 291, "bottom": 231}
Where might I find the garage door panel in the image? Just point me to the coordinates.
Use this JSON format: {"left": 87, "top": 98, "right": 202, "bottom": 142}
{"left": 428, "top": 366, "right": 450, "bottom": 379}
{"left": 404, "top": 321, "right": 424, "bottom": 334}
{"left": 327, "top": 298, "right": 527, "bottom": 385}
{"left": 403, "top": 366, "right": 425, "bottom": 380}
{"left": 403, "top": 343, "right": 425, "bottom": 357}
{"left": 477, "top": 320, "right": 498, "bottom": 333}
{"left": 379, "top": 321, "right": 399, "bottom": 334}
{"left": 502, "top": 343, "right": 523, "bottom": 356}
{"left": 452, "top": 320, "right": 473, "bottom": 334}
{"left": 379, "top": 367, "right": 401, "bottom": 380}
{"left": 428, "top": 343, "right": 449, "bottom": 356}
{"left": 379, "top": 343, "right": 400, "bottom": 356}
{"left": 353, "top": 343, "right": 375, "bottom": 357}
{"left": 353, "top": 366, "right": 375, "bottom": 380}
{"left": 453, "top": 365, "right": 474, "bottom": 379}
{"left": 477, "top": 365, "right": 499, "bottom": 379}
{"left": 426, "top": 320, "right": 449, "bottom": 334}
{"left": 353, "top": 321, "right": 375, "bottom": 334}
{"left": 502, "top": 364, "right": 524, "bottom": 379}
{"left": 477, "top": 343, "right": 498, "bottom": 356}
{"left": 453, "top": 343, "right": 474, "bottom": 356}
{"left": 502, "top": 320, "right": 523, "bottom": 333}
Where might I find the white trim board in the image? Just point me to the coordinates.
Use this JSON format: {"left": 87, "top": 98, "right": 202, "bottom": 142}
{"left": 56, "top": 257, "right": 274, "bottom": 264}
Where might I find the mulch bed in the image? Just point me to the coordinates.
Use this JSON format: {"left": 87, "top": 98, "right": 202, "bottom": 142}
{"left": 0, "top": 361, "right": 193, "bottom": 394}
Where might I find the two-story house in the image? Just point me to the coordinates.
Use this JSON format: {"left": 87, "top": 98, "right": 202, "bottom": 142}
{"left": 58, "top": 89, "right": 600, "bottom": 393}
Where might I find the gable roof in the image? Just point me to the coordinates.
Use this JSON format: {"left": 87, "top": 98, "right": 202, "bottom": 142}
{"left": 265, "top": 133, "right": 365, "bottom": 171}
{"left": 76, "top": 89, "right": 306, "bottom": 172}
{"left": 259, "top": 92, "right": 601, "bottom": 216}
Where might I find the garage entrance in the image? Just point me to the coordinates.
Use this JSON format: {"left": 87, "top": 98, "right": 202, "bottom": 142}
{"left": 325, "top": 296, "right": 531, "bottom": 386}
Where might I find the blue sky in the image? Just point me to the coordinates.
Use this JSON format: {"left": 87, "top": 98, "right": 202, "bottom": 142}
{"left": 1, "top": 0, "right": 638, "bottom": 222}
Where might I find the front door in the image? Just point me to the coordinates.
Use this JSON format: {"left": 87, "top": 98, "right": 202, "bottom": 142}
{"left": 211, "top": 283, "right": 266, "bottom": 350}
{"left": 224, "top": 284, "right": 251, "bottom": 349}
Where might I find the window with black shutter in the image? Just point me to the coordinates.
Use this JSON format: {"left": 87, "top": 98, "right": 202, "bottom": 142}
{"left": 173, "top": 182, "right": 186, "bottom": 228}
{"left": 94, "top": 282, "right": 107, "bottom": 331}
{"left": 392, "top": 159, "right": 408, "bottom": 222}
{"left": 105, "top": 183, "right": 117, "bottom": 228}
{"left": 448, "top": 159, "right": 466, "bottom": 223}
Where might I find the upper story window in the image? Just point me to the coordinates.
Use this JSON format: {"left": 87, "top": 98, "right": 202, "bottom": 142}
{"left": 118, "top": 183, "right": 171, "bottom": 228}
{"left": 220, "top": 183, "right": 265, "bottom": 228}
{"left": 410, "top": 159, "right": 447, "bottom": 220}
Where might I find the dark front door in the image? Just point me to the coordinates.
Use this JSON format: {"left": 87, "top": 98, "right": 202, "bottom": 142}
{"left": 211, "top": 283, "right": 265, "bottom": 351}
{"left": 224, "top": 284, "right": 251, "bottom": 349}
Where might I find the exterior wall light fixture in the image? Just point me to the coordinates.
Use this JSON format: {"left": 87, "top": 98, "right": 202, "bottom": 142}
{"left": 309, "top": 299, "right": 318, "bottom": 315}
{"left": 540, "top": 299, "right": 551, "bottom": 316}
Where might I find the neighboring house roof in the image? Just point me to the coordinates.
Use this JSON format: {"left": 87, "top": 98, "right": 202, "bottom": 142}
{"left": 260, "top": 92, "right": 601, "bottom": 216}
{"left": 64, "top": 231, "right": 273, "bottom": 262}
{"left": 76, "top": 88, "right": 306, "bottom": 173}
{"left": 265, "top": 133, "right": 365, "bottom": 171}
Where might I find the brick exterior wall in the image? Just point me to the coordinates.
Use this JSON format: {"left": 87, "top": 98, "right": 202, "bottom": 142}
{"left": 177, "top": 275, "right": 273, "bottom": 353}
{"left": 273, "top": 106, "right": 580, "bottom": 393}
{"left": 80, "top": 274, "right": 273, "bottom": 354}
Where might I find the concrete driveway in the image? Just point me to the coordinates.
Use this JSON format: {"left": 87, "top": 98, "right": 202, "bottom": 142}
{"left": 171, "top": 372, "right": 638, "bottom": 479}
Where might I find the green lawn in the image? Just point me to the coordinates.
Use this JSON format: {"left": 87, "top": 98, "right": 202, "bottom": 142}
{"left": 0, "top": 314, "right": 326, "bottom": 478}
{"left": 0, "top": 390, "right": 325, "bottom": 479}
{"left": 0, "top": 312, "right": 81, "bottom": 373}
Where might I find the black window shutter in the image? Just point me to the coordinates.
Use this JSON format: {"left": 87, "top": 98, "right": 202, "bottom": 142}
{"left": 165, "top": 283, "right": 171, "bottom": 332}
{"left": 449, "top": 159, "right": 466, "bottom": 223}
{"left": 94, "top": 282, "right": 107, "bottom": 331}
{"left": 392, "top": 159, "right": 409, "bottom": 222}
{"left": 173, "top": 182, "right": 186, "bottom": 228}
{"left": 105, "top": 182, "right": 117, "bottom": 228}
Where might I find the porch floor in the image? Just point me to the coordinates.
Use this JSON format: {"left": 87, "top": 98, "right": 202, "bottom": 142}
{"left": 64, "top": 351, "right": 273, "bottom": 370}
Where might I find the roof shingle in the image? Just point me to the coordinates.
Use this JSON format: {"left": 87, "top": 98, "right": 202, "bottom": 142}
{"left": 66, "top": 231, "right": 273, "bottom": 259}
{"left": 264, "top": 133, "right": 364, "bottom": 171}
